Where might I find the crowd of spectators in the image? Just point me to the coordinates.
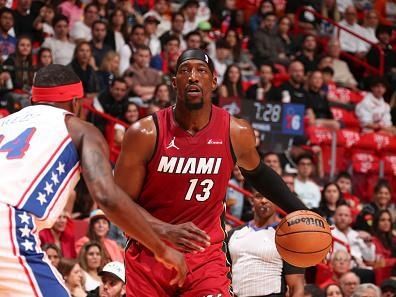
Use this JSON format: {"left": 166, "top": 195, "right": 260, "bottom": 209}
{"left": 0, "top": 0, "right": 395, "bottom": 296}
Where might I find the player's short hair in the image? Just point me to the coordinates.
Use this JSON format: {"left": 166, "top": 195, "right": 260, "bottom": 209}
{"left": 34, "top": 64, "right": 80, "bottom": 87}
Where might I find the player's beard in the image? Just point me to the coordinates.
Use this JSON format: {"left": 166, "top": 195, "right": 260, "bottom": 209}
{"left": 183, "top": 92, "right": 204, "bottom": 110}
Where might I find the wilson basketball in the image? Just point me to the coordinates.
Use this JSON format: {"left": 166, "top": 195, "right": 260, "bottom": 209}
{"left": 275, "top": 210, "right": 332, "bottom": 267}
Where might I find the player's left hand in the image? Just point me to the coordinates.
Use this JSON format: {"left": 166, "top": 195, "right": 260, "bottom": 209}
{"left": 163, "top": 222, "right": 211, "bottom": 253}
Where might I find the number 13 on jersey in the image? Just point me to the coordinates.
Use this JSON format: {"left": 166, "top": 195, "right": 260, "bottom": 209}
{"left": 185, "top": 178, "right": 214, "bottom": 202}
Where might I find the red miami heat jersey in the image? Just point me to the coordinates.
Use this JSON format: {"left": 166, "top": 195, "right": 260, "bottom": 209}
{"left": 139, "top": 105, "right": 235, "bottom": 246}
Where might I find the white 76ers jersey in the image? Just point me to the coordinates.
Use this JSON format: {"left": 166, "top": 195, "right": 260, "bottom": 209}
{"left": 0, "top": 105, "right": 80, "bottom": 230}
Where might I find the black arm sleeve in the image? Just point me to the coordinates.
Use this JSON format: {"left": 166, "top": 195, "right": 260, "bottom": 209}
{"left": 239, "top": 162, "right": 308, "bottom": 213}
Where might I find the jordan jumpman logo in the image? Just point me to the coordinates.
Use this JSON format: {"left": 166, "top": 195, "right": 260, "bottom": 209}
{"left": 166, "top": 137, "right": 180, "bottom": 150}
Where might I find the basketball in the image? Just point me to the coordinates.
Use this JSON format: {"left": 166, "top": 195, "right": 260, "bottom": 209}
{"left": 275, "top": 210, "right": 332, "bottom": 268}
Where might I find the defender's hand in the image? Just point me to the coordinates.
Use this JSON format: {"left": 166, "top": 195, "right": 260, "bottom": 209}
{"left": 163, "top": 222, "right": 211, "bottom": 253}
{"left": 154, "top": 247, "right": 188, "bottom": 287}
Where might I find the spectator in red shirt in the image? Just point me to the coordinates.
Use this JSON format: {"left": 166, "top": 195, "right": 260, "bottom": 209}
{"left": 335, "top": 172, "right": 362, "bottom": 221}
{"left": 317, "top": 250, "right": 353, "bottom": 288}
{"left": 39, "top": 210, "right": 77, "bottom": 259}
{"left": 372, "top": 209, "right": 396, "bottom": 284}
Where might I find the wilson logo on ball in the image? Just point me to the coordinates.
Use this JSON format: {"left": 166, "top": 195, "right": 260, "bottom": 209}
{"left": 287, "top": 217, "right": 325, "bottom": 229}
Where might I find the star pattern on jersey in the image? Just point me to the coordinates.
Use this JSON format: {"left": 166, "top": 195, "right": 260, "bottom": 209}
{"left": 51, "top": 172, "right": 59, "bottom": 185}
{"left": 18, "top": 212, "right": 30, "bottom": 224}
{"left": 36, "top": 191, "right": 47, "bottom": 206}
{"left": 19, "top": 224, "right": 31, "bottom": 238}
{"left": 56, "top": 161, "right": 65, "bottom": 175}
{"left": 44, "top": 181, "right": 54, "bottom": 195}
{"left": 21, "top": 239, "right": 33, "bottom": 251}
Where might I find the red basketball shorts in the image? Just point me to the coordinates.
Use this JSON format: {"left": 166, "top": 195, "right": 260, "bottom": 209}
{"left": 125, "top": 243, "right": 232, "bottom": 297}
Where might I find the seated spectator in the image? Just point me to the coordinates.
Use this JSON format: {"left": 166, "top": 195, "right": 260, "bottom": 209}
{"left": 351, "top": 284, "right": 381, "bottom": 297}
{"left": 282, "top": 172, "right": 297, "bottom": 192}
{"left": 123, "top": 45, "right": 162, "bottom": 101}
{"left": 224, "top": 28, "right": 257, "bottom": 79}
{"left": 92, "top": 0, "right": 114, "bottom": 20}
{"left": 249, "top": 0, "right": 276, "bottom": 32}
{"left": 366, "top": 25, "right": 396, "bottom": 93}
{"left": 263, "top": 152, "right": 283, "bottom": 175}
{"left": 184, "top": 30, "right": 202, "bottom": 50}
{"left": 332, "top": 205, "right": 376, "bottom": 270}
{"left": 159, "top": 12, "right": 185, "bottom": 51}
{"left": 371, "top": 210, "right": 396, "bottom": 284}
{"left": 280, "top": 61, "right": 310, "bottom": 106}
{"left": 355, "top": 76, "right": 395, "bottom": 134}
{"left": 86, "top": 261, "right": 126, "bottom": 297}
{"left": 314, "top": 182, "right": 347, "bottom": 225}
{"left": 92, "top": 77, "right": 129, "bottom": 126}
{"left": 324, "top": 284, "right": 344, "bottom": 297}
{"left": 306, "top": 70, "right": 341, "bottom": 130}
{"left": 355, "top": 180, "right": 393, "bottom": 233}
{"left": 42, "top": 14, "right": 75, "bottom": 65}
{"left": 118, "top": 25, "right": 147, "bottom": 75}
{"left": 335, "top": 172, "right": 362, "bottom": 220}
{"left": 360, "top": 10, "right": 379, "bottom": 51}
{"left": 104, "top": 8, "right": 127, "bottom": 53}
{"left": 212, "top": 38, "right": 232, "bottom": 85}
{"left": 68, "top": 41, "right": 100, "bottom": 98}
{"left": 2, "top": 35, "right": 34, "bottom": 110}
{"left": 151, "top": 83, "right": 173, "bottom": 108}
{"left": 318, "top": 250, "right": 353, "bottom": 288}
{"left": 96, "top": 51, "right": 120, "bottom": 90}
{"left": 75, "top": 209, "right": 123, "bottom": 263}
{"left": 143, "top": 15, "right": 161, "bottom": 57}
{"left": 296, "top": 34, "right": 320, "bottom": 73}
{"left": 58, "top": 258, "right": 87, "bottom": 297}
{"left": 181, "top": 0, "right": 203, "bottom": 35}
{"left": 227, "top": 191, "right": 304, "bottom": 297}
{"left": 250, "top": 12, "right": 284, "bottom": 66}
{"left": 58, "top": 0, "right": 83, "bottom": 29}
{"left": 33, "top": 4, "right": 55, "bottom": 40}
{"left": 39, "top": 210, "right": 76, "bottom": 259}
{"left": 340, "top": 272, "right": 361, "bottom": 297}
{"left": 246, "top": 63, "right": 282, "bottom": 102}
{"left": 337, "top": 6, "right": 367, "bottom": 57}
{"left": 0, "top": 8, "right": 16, "bottom": 61}
{"left": 12, "top": 0, "right": 38, "bottom": 39}
{"left": 90, "top": 20, "right": 112, "bottom": 69}
{"left": 42, "top": 243, "right": 61, "bottom": 269}
{"left": 36, "top": 47, "right": 53, "bottom": 69}
{"left": 326, "top": 39, "right": 358, "bottom": 90}
{"left": 79, "top": 241, "right": 105, "bottom": 291}
{"left": 217, "top": 64, "right": 245, "bottom": 109}
{"left": 156, "top": 35, "right": 181, "bottom": 75}
{"left": 294, "top": 154, "right": 321, "bottom": 208}
{"left": 143, "top": 0, "right": 171, "bottom": 37}
{"left": 70, "top": 3, "right": 99, "bottom": 42}
{"left": 276, "top": 16, "right": 294, "bottom": 63}
{"left": 226, "top": 165, "right": 246, "bottom": 219}
{"left": 114, "top": 101, "right": 140, "bottom": 146}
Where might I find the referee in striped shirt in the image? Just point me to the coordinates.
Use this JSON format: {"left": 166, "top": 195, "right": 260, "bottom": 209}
{"left": 227, "top": 190, "right": 305, "bottom": 297}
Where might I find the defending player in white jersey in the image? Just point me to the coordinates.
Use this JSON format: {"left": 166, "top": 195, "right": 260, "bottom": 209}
{"left": 0, "top": 64, "right": 187, "bottom": 297}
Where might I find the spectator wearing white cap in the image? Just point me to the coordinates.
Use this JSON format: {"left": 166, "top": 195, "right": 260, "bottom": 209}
{"left": 87, "top": 261, "right": 126, "bottom": 297}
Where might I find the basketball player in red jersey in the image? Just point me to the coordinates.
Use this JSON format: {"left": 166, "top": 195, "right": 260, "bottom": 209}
{"left": 114, "top": 49, "right": 308, "bottom": 297}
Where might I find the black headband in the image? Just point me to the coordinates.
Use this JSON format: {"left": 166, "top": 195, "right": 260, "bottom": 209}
{"left": 176, "top": 49, "right": 214, "bottom": 74}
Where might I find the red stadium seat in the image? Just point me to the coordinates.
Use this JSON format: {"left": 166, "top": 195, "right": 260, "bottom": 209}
{"left": 72, "top": 218, "right": 89, "bottom": 241}
{"left": 331, "top": 107, "right": 360, "bottom": 131}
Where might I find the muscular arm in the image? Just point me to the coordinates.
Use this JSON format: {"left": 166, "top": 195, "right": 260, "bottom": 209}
{"left": 66, "top": 116, "right": 167, "bottom": 255}
{"left": 230, "top": 117, "right": 307, "bottom": 213}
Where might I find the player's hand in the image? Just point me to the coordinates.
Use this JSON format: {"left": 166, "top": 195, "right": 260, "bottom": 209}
{"left": 164, "top": 222, "right": 211, "bottom": 253}
{"left": 154, "top": 246, "right": 188, "bottom": 287}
